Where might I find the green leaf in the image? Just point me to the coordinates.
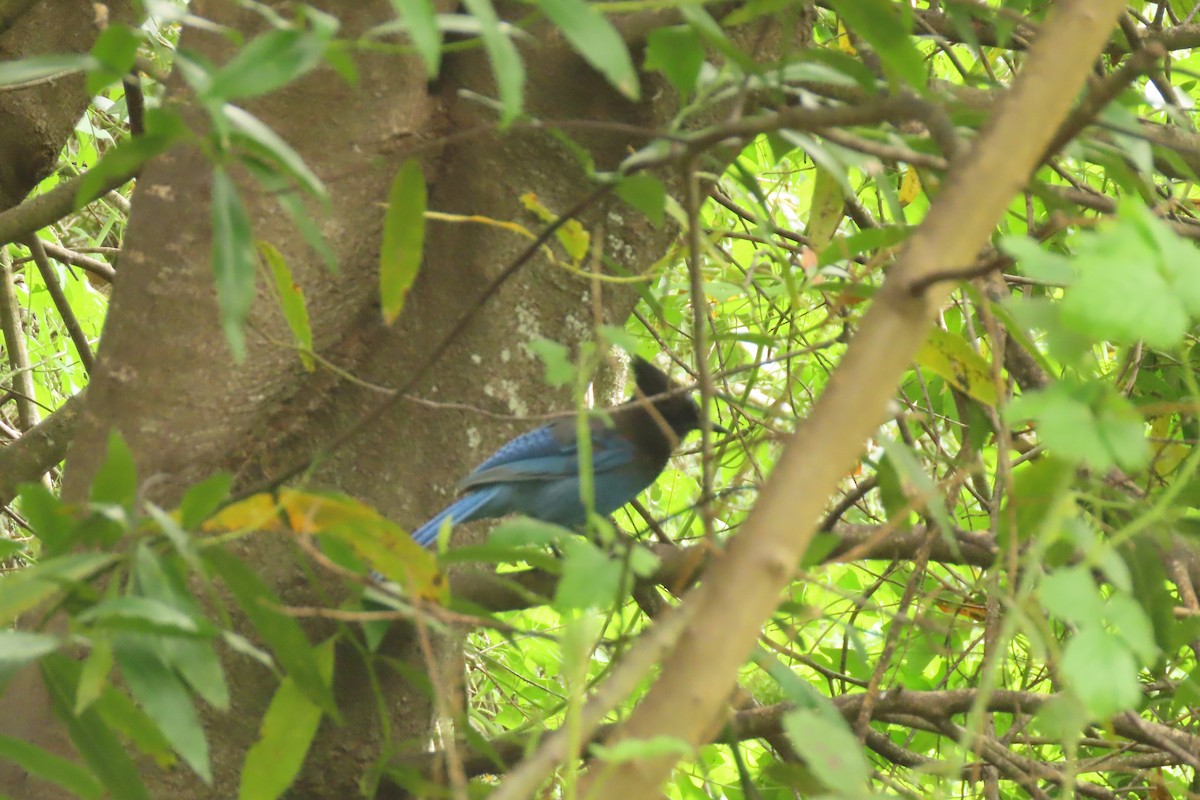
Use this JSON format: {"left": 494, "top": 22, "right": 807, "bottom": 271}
{"left": 179, "top": 472, "right": 234, "bottom": 531}
{"left": 1104, "top": 594, "right": 1160, "bottom": 665}
{"left": 389, "top": 0, "right": 442, "bottom": 78}
{"left": 534, "top": 0, "right": 638, "bottom": 99}
{"left": 201, "top": 27, "right": 333, "bottom": 102}
{"left": 79, "top": 596, "right": 212, "bottom": 638}
{"left": 0, "top": 54, "right": 92, "bottom": 88}
{"left": 526, "top": 338, "right": 575, "bottom": 387}
{"left": 1007, "top": 382, "right": 1149, "bottom": 472}
{"left": 590, "top": 735, "right": 693, "bottom": 763}
{"left": 224, "top": 105, "right": 326, "bottom": 199}
{"left": 379, "top": 159, "right": 427, "bottom": 324}
{"left": 1061, "top": 628, "right": 1142, "bottom": 719}
{"left": 19, "top": 482, "right": 77, "bottom": 557}
{"left": 41, "top": 655, "right": 152, "bottom": 800}
{"left": 76, "top": 108, "right": 189, "bottom": 207}
{"left": 781, "top": 709, "right": 871, "bottom": 799}
{"left": 88, "top": 25, "right": 142, "bottom": 94}
{"left": 644, "top": 26, "right": 705, "bottom": 97}
{"left": 825, "top": 0, "right": 926, "bottom": 90}
{"left": 90, "top": 430, "right": 138, "bottom": 508}
{"left": 1039, "top": 567, "right": 1104, "bottom": 628}
{"left": 459, "top": 0, "right": 525, "bottom": 124}
{"left": 554, "top": 539, "right": 623, "bottom": 611}
{"left": 76, "top": 638, "right": 114, "bottom": 714}
{"left": 260, "top": 242, "right": 315, "bottom": 370}
{"left": 0, "top": 631, "right": 61, "bottom": 668}
{"left": 0, "top": 734, "right": 103, "bottom": 800}
{"left": 114, "top": 636, "right": 211, "bottom": 782}
{"left": 818, "top": 225, "right": 913, "bottom": 267}
{"left": 237, "top": 639, "right": 335, "bottom": 800}
{"left": 211, "top": 166, "right": 258, "bottom": 361}
{"left": 204, "top": 548, "right": 337, "bottom": 715}
{"left": 614, "top": 174, "right": 666, "bottom": 227}
{"left": 0, "top": 553, "right": 117, "bottom": 628}
{"left": 277, "top": 190, "right": 338, "bottom": 273}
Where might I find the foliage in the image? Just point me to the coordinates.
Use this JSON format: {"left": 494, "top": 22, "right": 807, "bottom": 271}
{"left": 0, "top": 1, "right": 1199, "bottom": 800}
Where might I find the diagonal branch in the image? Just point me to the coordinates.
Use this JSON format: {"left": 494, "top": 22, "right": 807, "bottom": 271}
{"left": 518, "top": 3, "right": 1130, "bottom": 799}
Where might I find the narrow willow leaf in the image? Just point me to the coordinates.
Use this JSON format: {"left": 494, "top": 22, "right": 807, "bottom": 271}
{"left": 0, "top": 734, "right": 103, "bottom": 800}
{"left": 204, "top": 548, "right": 338, "bottom": 715}
{"left": 237, "top": 639, "right": 335, "bottom": 800}
{"left": 211, "top": 167, "right": 257, "bottom": 361}
{"left": 224, "top": 105, "right": 326, "bottom": 199}
{"left": 825, "top": 0, "right": 926, "bottom": 90}
{"left": 379, "top": 160, "right": 427, "bottom": 324}
{"left": 41, "top": 655, "right": 152, "bottom": 800}
{"left": 459, "top": 0, "right": 524, "bottom": 124}
{"left": 534, "top": 0, "right": 638, "bottom": 99}
{"left": 114, "top": 636, "right": 211, "bottom": 783}
{"left": 259, "top": 242, "right": 315, "bottom": 370}
{"left": 0, "top": 54, "right": 92, "bottom": 87}
{"left": 202, "top": 27, "right": 332, "bottom": 102}
{"left": 389, "top": 0, "right": 442, "bottom": 78}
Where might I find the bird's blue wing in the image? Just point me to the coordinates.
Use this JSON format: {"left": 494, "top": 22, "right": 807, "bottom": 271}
{"left": 459, "top": 418, "right": 635, "bottom": 489}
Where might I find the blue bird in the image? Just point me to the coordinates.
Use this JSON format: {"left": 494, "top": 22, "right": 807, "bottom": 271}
{"left": 409, "top": 357, "right": 720, "bottom": 548}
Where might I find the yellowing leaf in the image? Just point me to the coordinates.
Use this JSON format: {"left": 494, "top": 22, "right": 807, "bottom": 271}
{"left": 898, "top": 167, "right": 921, "bottom": 206}
{"left": 205, "top": 491, "right": 445, "bottom": 602}
{"left": 915, "top": 328, "right": 998, "bottom": 407}
{"left": 806, "top": 166, "right": 845, "bottom": 249}
{"left": 259, "top": 242, "right": 314, "bottom": 371}
{"left": 836, "top": 19, "right": 856, "bottom": 54}
{"left": 380, "top": 159, "right": 427, "bottom": 325}
{"left": 520, "top": 192, "right": 590, "bottom": 263}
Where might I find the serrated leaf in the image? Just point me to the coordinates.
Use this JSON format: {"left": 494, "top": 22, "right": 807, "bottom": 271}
{"left": 380, "top": 160, "right": 427, "bottom": 324}
{"left": 1039, "top": 567, "right": 1103, "bottom": 628}
{"left": 1061, "top": 628, "right": 1142, "bottom": 719}
{"left": 260, "top": 242, "right": 315, "bottom": 370}
{"left": 781, "top": 709, "right": 871, "bottom": 799}
{"left": 535, "top": 0, "right": 638, "bottom": 99}
{"left": 554, "top": 539, "right": 622, "bottom": 611}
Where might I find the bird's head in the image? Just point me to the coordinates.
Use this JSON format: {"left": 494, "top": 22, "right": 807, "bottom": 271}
{"left": 631, "top": 356, "right": 725, "bottom": 438}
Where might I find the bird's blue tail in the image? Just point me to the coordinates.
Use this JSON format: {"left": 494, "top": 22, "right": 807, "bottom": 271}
{"left": 410, "top": 488, "right": 500, "bottom": 548}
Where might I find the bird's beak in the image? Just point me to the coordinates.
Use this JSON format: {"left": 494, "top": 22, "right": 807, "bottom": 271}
{"left": 707, "top": 421, "right": 728, "bottom": 435}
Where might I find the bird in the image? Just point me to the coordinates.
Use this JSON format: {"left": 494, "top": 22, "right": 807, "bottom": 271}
{"left": 407, "top": 356, "right": 721, "bottom": 548}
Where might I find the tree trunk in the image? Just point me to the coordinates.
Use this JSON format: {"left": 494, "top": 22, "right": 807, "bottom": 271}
{"left": 2, "top": 0, "right": 682, "bottom": 796}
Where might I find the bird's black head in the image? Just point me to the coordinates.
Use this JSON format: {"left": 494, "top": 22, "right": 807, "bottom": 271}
{"left": 631, "top": 356, "right": 716, "bottom": 438}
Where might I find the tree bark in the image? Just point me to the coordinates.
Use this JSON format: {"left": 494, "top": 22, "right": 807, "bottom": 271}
{"left": 0, "top": 0, "right": 688, "bottom": 797}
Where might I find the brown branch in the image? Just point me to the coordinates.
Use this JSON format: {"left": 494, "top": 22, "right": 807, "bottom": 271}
{"left": 559, "top": 4, "right": 1130, "bottom": 798}
{"left": 23, "top": 237, "right": 94, "bottom": 374}
{"left": 0, "top": 391, "right": 81, "bottom": 506}
{"left": 0, "top": 249, "right": 37, "bottom": 429}
{"left": 0, "top": 165, "right": 137, "bottom": 249}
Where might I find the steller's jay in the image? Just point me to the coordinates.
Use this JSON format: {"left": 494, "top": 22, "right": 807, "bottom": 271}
{"left": 408, "top": 356, "right": 721, "bottom": 548}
